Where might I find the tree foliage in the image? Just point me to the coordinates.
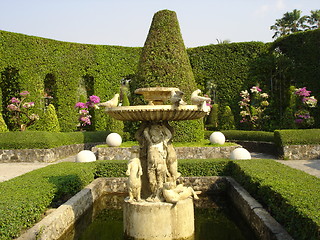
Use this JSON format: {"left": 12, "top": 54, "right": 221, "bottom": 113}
{"left": 271, "top": 9, "right": 320, "bottom": 39}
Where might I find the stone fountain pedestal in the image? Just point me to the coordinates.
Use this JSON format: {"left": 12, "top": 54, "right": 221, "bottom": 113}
{"left": 104, "top": 87, "right": 210, "bottom": 240}
{"left": 124, "top": 198, "right": 194, "bottom": 240}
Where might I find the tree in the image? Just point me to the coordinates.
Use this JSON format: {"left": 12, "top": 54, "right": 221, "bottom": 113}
{"left": 271, "top": 9, "right": 320, "bottom": 39}
{"left": 307, "top": 10, "right": 320, "bottom": 29}
{"left": 270, "top": 9, "right": 308, "bottom": 39}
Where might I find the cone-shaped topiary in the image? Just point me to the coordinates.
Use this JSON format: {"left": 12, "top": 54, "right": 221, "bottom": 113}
{"left": 219, "top": 105, "right": 236, "bottom": 130}
{"left": 0, "top": 112, "right": 9, "bottom": 132}
{"left": 131, "top": 9, "right": 204, "bottom": 142}
{"left": 40, "top": 104, "right": 61, "bottom": 132}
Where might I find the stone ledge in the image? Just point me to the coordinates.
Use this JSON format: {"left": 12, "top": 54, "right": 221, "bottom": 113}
{"left": 92, "top": 145, "right": 240, "bottom": 160}
{"left": 0, "top": 143, "right": 103, "bottom": 163}
{"left": 17, "top": 176, "right": 293, "bottom": 240}
{"left": 282, "top": 144, "right": 320, "bottom": 160}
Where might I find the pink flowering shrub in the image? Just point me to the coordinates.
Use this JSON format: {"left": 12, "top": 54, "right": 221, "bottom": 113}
{"left": 74, "top": 95, "right": 100, "bottom": 130}
{"left": 238, "top": 86, "right": 269, "bottom": 130}
{"left": 293, "top": 87, "right": 317, "bottom": 128}
{"left": 6, "top": 91, "right": 39, "bottom": 131}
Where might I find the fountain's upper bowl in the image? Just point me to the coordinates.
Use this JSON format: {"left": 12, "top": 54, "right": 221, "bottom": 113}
{"left": 135, "top": 87, "right": 179, "bottom": 105}
{"left": 105, "top": 105, "right": 207, "bottom": 121}
{"left": 105, "top": 87, "right": 209, "bottom": 121}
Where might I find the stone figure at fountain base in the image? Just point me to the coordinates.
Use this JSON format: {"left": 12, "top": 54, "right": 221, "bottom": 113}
{"left": 126, "top": 146, "right": 143, "bottom": 202}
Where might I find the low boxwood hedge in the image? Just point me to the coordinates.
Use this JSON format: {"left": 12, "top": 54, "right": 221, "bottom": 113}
{"left": 227, "top": 159, "right": 320, "bottom": 240}
{"left": 0, "top": 159, "right": 319, "bottom": 240}
{"left": 0, "top": 131, "right": 109, "bottom": 149}
{"left": 274, "top": 129, "right": 320, "bottom": 146}
{"left": 0, "top": 162, "right": 95, "bottom": 239}
{"left": 204, "top": 130, "right": 274, "bottom": 143}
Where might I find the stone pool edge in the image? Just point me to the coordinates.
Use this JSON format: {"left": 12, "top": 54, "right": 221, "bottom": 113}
{"left": 16, "top": 177, "right": 293, "bottom": 240}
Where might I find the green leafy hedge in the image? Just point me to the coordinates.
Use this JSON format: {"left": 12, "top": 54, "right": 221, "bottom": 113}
{"left": 227, "top": 159, "right": 320, "bottom": 240}
{"left": 0, "top": 30, "right": 141, "bottom": 132}
{"left": 204, "top": 130, "right": 274, "bottom": 142}
{"left": 0, "top": 159, "right": 319, "bottom": 239}
{"left": 188, "top": 42, "right": 268, "bottom": 125}
{"left": 0, "top": 131, "right": 109, "bottom": 149}
{"left": 0, "top": 162, "right": 95, "bottom": 239}
{"left": 274, "top": 129, "right": 320, "bottom": 146}
{"left": 272, "top": 29, "right": 320, "bottom": 102}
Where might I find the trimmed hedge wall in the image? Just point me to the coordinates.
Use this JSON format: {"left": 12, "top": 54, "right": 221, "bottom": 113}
{"left": 269, "top": 29, "right": 320, "bottom": 128}
{"left": 274, "top": 129, "right": 320, "bottom": 146}
{"left": 0, "top": 30, "right": 141, "bottom": 132}
{"left": 0, "top": 159, "right": 319, "bottom": 239}
{"left": 1, "top": 28, "right": 319, "bottom": 132}
{"left": 0, "top": 131, "right": 109, "bottom": 149}
{"left": 188, "top": 42, "right": 268, "bottom": 123}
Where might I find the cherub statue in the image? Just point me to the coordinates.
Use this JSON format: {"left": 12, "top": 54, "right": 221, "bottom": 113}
{"left": 162, "top": 182, "right": 200, "bottom": 204}
{"left": 126, "top": 146, "right": 143, "bottom": 202}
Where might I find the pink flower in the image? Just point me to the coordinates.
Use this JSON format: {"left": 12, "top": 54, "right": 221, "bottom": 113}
{"left": 19, "top": 91, "right": 30, "bottom": 96}
{"left": 22, "top": 102, "right": 35, "bottom": 108}
{"left": 294, "top": 87, "right": 311, "bottom": 97}
{"left": 89, "top": 95, "right": 100, "bottom": 104}
{"left": 7, "top": 104, "right": 19, "bottom": 111}
{"left": 75, "top": 102, "right": 87, "bottom": 108}
{"left": 80, "top": 116, "right": 91, "bottom": 125}
{"left": 250, "top": 86, "right": 262, "bottom": 93}
{"left": 11, "top": 97, "right": 20, "bottom": 103}
{"left": 79, "top": 109, "right": 89, "bottom": 115}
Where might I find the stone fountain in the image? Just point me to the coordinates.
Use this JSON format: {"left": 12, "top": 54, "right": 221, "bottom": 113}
{"left": 104, "top": 87, "right": 210, "bottom": 240}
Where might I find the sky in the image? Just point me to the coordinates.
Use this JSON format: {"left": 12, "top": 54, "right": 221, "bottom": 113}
{"left": 0, "top": 0, "right": 319, "bottom": 48}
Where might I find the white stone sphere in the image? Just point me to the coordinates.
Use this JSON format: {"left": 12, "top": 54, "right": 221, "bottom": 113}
{"left": 76, "top": 150, "right": 96, "bottom": 162}
{"left": 230, "top": 148, "right": 251, "bottom": 160}
{"left": 210, "top": 131, "right": 226, "bottom": 145}
{"left": 106, "top": 133, "right": 122, "bottom": 147}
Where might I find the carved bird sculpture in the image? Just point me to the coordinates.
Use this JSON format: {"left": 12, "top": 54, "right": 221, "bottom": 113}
{"left": 98, "top": 94, "right": 120, "bottom": 108}
{"left": 191, "top": 89, "right": 211, "bottom": 106}
{"left": 170, "top": 90, "right": 186, "bottom": 107}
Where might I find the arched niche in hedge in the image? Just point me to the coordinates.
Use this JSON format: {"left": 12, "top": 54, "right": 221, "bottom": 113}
{"left": 44, "top": 73, "right": 57, "bottom": 108}
{"left": 0, "top": 67, "right": 21, "bottom": 129}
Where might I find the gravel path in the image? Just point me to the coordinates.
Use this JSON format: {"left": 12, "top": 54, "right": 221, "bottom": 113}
{"left": 0, "top": 155, "right": 76, "bottom": 182}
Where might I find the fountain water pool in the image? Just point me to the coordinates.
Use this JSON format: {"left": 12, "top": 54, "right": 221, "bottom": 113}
{"left": 58, "top": 193, "right": 258, "bottom": 240}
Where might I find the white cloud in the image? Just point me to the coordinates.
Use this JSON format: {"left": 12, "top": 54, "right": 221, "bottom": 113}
{"left": 275, "top": 0, "right": 286, "bottom": 10}
{"left": 254, "top": 4, "right": 270, "bottom": 17}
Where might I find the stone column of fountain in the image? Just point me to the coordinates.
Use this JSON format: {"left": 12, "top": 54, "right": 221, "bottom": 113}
{"left": 104, "top": 87, "right": 210, "bottom": 240}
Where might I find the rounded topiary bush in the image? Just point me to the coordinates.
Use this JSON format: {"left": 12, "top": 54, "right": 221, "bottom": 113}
{"left": 0, "top": 111, "right": 9, "bottom": 132}
{"left": 219, "top": 105, "right": 235, "bottom": 130}
{"left": 131, "top": 9, "right": 204, "bottom": 142}
{"left": 38, "top": 104, "right": 61, "bottom": 132}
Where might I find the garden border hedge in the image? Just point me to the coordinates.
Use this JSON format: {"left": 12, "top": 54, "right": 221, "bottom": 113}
{"left": 0, "top": 159, "right": 319, "bottom": 240}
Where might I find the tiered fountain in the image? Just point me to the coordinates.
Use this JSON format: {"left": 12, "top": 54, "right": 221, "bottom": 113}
{"left": 105, "top": 87, "right": 210, "bottom": 240}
